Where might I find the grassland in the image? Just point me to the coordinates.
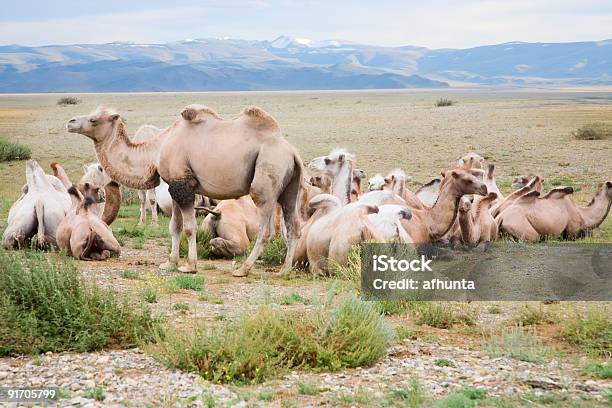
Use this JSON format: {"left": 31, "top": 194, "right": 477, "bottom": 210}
{"left": 0, "top": 90, "right": 611, "bottom": 406}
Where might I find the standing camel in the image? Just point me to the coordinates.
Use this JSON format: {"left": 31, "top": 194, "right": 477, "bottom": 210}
{"left": 132, "top": 125, "right": 163, "bottom": 226}
{"left": 67, "top": 105, "right": 303, "bottom": 277}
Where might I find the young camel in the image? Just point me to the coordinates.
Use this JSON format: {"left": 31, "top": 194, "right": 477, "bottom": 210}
{"left": 67, "top": 105, "right": 304, "bottom": 276}
{"left": 399, "top": 169, "right": 488, "bottom": 243}
{"left": 497, "top": 182, "right": 612, "bottom": 242}
{"left": 2, "top": 160, "right": 72, "bottom": 249}
{"left": 458, "top": 152, "right": 485, "bottom": 169}
{"left": 306, "top": 196, "right": 383, "bottom": 275}
{"left": 308, "top": 148, "right": 356, "bottom": 205}
{"left": 351, "top": 169, "right": 366, "bottom": 201}
{"left": 78, "top": 163, "right": 122, "bottom": 225}
{"left": 457, "top": 192, "right": 498, "bottom": 251}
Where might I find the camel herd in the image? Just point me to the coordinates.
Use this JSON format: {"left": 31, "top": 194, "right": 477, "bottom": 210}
{"left": 2, "top": 105, "right": 611, "bottom": 277}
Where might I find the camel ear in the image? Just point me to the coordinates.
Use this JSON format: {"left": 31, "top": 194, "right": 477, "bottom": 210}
{"left": 384, "top": 177, "right": 391, "bottom": 183}
{"left": 108, "top": 113, "right": 120, "bottom": 122}
{"left": 324, "top": 158, "right": 331, "bottom": 165}
{"left": 362, "top": 204, "right": 379, "bottom": 214}
{"left": 98, "top": 165, "right": 103, "bottom": 173}
{"left": 451, "top": 171, "right": 460, "bottom": 179}
{"left": 606, "top": 181, "right": 612, "bottom": 188}
{"left": 337, "top": 154, "right": 345, "bottom": 162}
{"left": 440, "top": 171, "right": 446, "bottom": 178}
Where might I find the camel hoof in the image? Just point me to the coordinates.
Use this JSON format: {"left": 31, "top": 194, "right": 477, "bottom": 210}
{"left": 232, "top": 267, "right": 249, "bottom": 277}
{"left": 178, "top": 264, "right": 197, "bottom": 274}
{"left": 159, "top": 260, "right": 178, "bottom": 270}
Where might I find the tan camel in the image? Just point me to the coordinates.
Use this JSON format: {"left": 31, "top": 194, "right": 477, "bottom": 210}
{"left": 497, "top": 182, "right": 612, "bottom": 242}
{"left": 310, "top": 174, "right": 332, "bottom": 193}
{"left": 368, "top": 204, "right": 413, "bottom": 243}
{"left": 458, "top": 152, "right": 485, "bottom": 169}
{"left": 457, "top": 192, "right": 498, "bottom": 251}
{"left": 77, "top": 163, "right": 121, "bottom": 225}
{"left": 399, "top": 169, "right": 488, "bottom": 243}
{"left": 308, "top": 149, "right": 356, "bottom": 205}
{"left": 306, "top": 197, "right": 383, "bottom": 275}
{"left": 414, "top": 178, "right": 441, "bottom": 208}
{"left": 132, "top": 125, "right": 163, "bottom": 226}
{"left": 67, "top": 105, "right": 303, "bottom": 276}
{"left": 200, "top": 196, "right": 259, "bottom": 258}
{"left": 351, "top": 169, "right": 366, "bottom": 201}
{"left": 490, "top": 176, "right": 543, "bottom": 218}
{"left": 2, "top": 160, "right": 71, "bottom": 249}
{"left": 474, "top": 164, "right": 503, "bottom": 207}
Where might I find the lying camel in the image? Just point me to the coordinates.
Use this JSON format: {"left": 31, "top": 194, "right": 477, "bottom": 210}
{"left": 400, "top": 169, "right": 488, "bottom": 243}
{"left": 457, "top": 192, "right": 498, "bottom": 251}
{"left": 490, "top": 176, "right": 543, "bottom": 218}
{"left": 473, "top": 164, "right": 503, "bottom": 208}
{"left": 77, "top": 163, "right": 122, "bottom": 225}
{"left": 306, "top": 197, "right": 383, "bottom": 275}
{"left": 497, "top": 182, "right": 612, "bottom": 242}
{"left": 56, "top": 192, "right": 121, "bottom": 261}
{"left": 200, "top": 196, "right": 259, "bottom": 258}
{"left": 2, "top": 160, "right": 71, "bottom": 249}
{"left": 351, "top": 169, "right": 366, "bottom": 201}
{"left": 309, "top": 148, "right": 356, "bottom": 205}
{"left": 368, "top": 205, "right": 413, "bottom": 243}
{"left": 68, "top": 105, "right": 304, "bottom": 276}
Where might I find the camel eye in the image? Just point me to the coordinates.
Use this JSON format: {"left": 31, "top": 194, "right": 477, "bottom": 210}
{"left": 89, "top": 118, "right": 97, "bottom": 124}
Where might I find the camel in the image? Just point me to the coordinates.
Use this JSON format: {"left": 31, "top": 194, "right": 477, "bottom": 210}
{"left": 473, "top": 164, "right": 503, "bottom": 207}
{"left": 457, "top": 192, "right": 498, "bottom": 251}
{"left": 67, "top": 105, "right": 304, "bottom": 276}
{"left": 306, "top": 196, "right": 384, "bottom": 275}
{"left": 131, "top": 124, "right": 163, "bottom": 226}
{"left": 310, "top": 174, "right": 332, "bottom": 193}
{"left": 78, "top": 163, "right": 121, "bottom": 225}
{"left": 496, "top": 182, "right": 612, "bottom": 242}
{"left": 414, "top": 178, "right": 441, "bottom": 208}
{"left": 490, "top": 176, "right": 543, "bottom": 218}
{"left": 351, "top": 169, "right": 366, "bottom": 201}
{"left": 2, "top": 160, "right": 72, "bottom": 249}
{"left": 368, "top": 205, "right": 413, "bottom": 243}
{"left": 399, "top": 169, "right": 488, "bottom": 243}
{"left": 511, "top": 175, "right": 532, "bottom": 191}
{"left": 53, "top": 163, "right": 121, "bottom": 260}
{"left": 358, "top": 190, "right": 407, "bottom": 206}
{"left": 368, "top": 174, "right": 386, "bottom": 191}
{"left": 458, "top": 152, "right": 485, "bottom": 169}
{"left": 200, "top": 196, "right": 259, "bottom": 258}
{"left": 309, "top": 149, "right": 356, "bottom": 205}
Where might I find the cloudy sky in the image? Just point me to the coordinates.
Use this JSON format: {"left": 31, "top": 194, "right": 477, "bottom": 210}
{"left": 2, "top": 0, "right": 611, "bottom": 48}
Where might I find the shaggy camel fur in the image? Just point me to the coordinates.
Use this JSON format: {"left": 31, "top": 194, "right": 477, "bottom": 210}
{"left": 68, "top": 105, "right": 304, "bottom": 276}
{"left": 309, "top": 149, "right": 356, "bottom": 205}
{"left": 2, "top": 160, "right": 72, "bottom": 249}
{"left": 200, "top": 196, "right": 259, "bottom": 258}
{"left": 400, "top": 169, "right": 488, "bottom": 243}
{"left": 490, "top": 176, "right": 543, "bottom": 218}
{"left": 457, "top": 192, "right": 498, "bottom": 251}
{"left": 497, "top": 182, "right": 612, "bottom": 242}
{"left": 77, "top": 163, "right": 121, "bottom": 225}
{"left": 366, "top": 169, "right": 424, "bottom": 208}
{"left": 368, "top": 205, "right": 413, "bottom": 243}
{"left": 306, "top": 196, "right": 383, "bottom": 275}
{"left": 57, "top": 193, "right": 121, "bottom": 261}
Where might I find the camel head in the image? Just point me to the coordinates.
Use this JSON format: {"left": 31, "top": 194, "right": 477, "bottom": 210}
{"left": 353, "top": 169, "right": 366, "bottom": 183}
{"left": 459, "top": 196, "right": 473, "bottom": 213}
{"left": 447, "top": 169, "right": 488, "bottom": 196}
{"left": 368, "top": 174, "right": 386, "bottom": 191}
{"left": 458, "top": 152, "right": 485, "bottom": 169}
{"left": 512, "top": 175, "right": 531, "bottom": 190}
{"left": 309, "top": 175, "right": 332, "bottom": 192}
{"left": 80, "top": 163, "right": 110, "bottom": 188}
{"left": 66, "top": 107, "right": 120, "bottom": 142}
{"left": 308, "top": 148, "right": 355, "bottom": 177}
{"left": 595, "top": 181, "right": 612, "bottom": 202}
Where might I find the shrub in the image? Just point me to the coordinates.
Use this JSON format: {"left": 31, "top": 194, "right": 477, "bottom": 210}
{"left": 329, "top": 245, "right": 362, "bottom": 290}
{"left": 259, "top": 236, "right": 287, "bottom": 266}
{"left": 84, "top": 387, "right": 105, "bottom": 401}
{"left": 279, "top": 292, "right": 310, "bottom": 305}
{"left": 435, "top": 358, "right": 454, "bottom": 367}
{"left": 57, "top": 96, "right": 81, "bottom": 106}
{"left": 435, "top": 98, "right": 455, "bottom": 107}
{"left": 297, "top": 382, "right": 323, "bottom": 395}
{"left": 484, "top": 325, "right": 547, "bottom": 363}
{"left": 572, "top": 122, "right": 612, "bottom": 140}
{"left": 172, "top": 275, "right": 205, "bottom": 291}
{"left": 583, "top": 362, "right": 612, "bottom": 379}
{"left": 0, "top": 250, "right": 157, "bottom": 355}
{"left": 416, "top": 303, "right": 476, "bottom": 329}
{"left": 148, "top": 295, "right": 392, "bottom": 384}
{"left": 560, "top": 310, "right": 611, "bottom": 356}
{"left": 0, "top": 139, "right": 31, "bottom": 162}
{"left": 514, "top": 304, "right": 557, "bottom": 326}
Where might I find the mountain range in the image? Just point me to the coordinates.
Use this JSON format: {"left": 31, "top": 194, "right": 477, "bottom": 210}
{"left": 0, "top": 36, "right": 610, "bottom": 92}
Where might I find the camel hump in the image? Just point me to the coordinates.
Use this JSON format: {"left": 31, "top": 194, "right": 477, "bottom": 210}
{"left": 516, "top": 190, "right": 540, "bottom": 204}
{"left": 181, "top": 104, "right": 222, "bottom": 123}
{"left": 543, "top": 186, "right": 574, "bottom": 199}
{"left": 241, "top": 106, "right": 279, "bottom": 131}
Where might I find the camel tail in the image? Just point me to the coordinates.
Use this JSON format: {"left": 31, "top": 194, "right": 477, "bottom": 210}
{"left": 80, "top": 229, "right": 99, "bottom": 260}
{"left": 34, "top": 199, "right": 46, "bottom": 247}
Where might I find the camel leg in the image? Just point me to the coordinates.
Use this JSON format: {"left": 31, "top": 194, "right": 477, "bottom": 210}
{"left": 137, "top": 190, "right": 147, "bottom": 225}
{"left": 147, "top": 189, "right": 159, "bottom": 227}
{"left": 178, "top": 202, "right": 198, "bottom": 273}
{"left": 474, "top": 240, "right": 491, "bottom": 252}
{"left": 210, "top": 237, "right": 246, "bottom": 258}
{"left": 160, "top": 201, "right": 183, "bottom": 270}
{"left": 278, "top": 167, "right": 302, "bottom": 276}
{"left": 233, "top": 202, "right": 275, "bottom": 277}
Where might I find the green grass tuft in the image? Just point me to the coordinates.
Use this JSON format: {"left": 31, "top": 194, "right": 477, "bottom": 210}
{"left": 434, "top": 358, "right": 455, "bottom": 367}
{"left": 148, "top": 295, "right": 392, "bottom": 384}
{"left": 484, "top": 325, "right": 547, "bottom": 363}
{"left": 572, "top": 122, "right": 612, "bottom": 140}
{"left": 84, "top": 387, "right": 105, "bottom": 401}
{"left": 416, "top": 303, "right": 476, "bottom": 329}
{"left": 0, "top": 250, "right": 157, "bottom": 356}
{"left": 560, "top": 310, "right": 611, "bottom": 356}
{"left": 172, "top": 275, "right": 205, "bottom": 291}
{"left": 583, "top": 362, "right": 612, "bottom": 379}
{"left": 279, "top": 292, "right": 310, "bottom": 305}
{"left": 297, "top": 382, "right": 323, "bottom": 395}
{"left": 0, "top": 139, "right": 31, "bottom": 162}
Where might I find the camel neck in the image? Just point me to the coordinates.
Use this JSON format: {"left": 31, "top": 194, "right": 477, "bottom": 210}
{"left": 428, "top": 180, "right": 462, "bottom": 239}
{"left": 95, "top": 121, "right": 162, "bottom": 190}
{"left": 458, "top": 211, "right": 474, "bottom": 243}
{"left": 331, "top": 161, "right": 353, "bottom": 205}
{"left": 578, "top": 192, "right": 611, "bottom": 229}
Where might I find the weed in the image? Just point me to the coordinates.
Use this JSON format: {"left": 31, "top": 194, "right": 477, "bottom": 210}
{"left": 416, "top": 303, "right": 476, "bottom": 329}
{"left": 121, "top": 270, "right": 139, "bottom": 280}
{"left": 141, "top": 287, "right": 158, "bottom": 303}
{"left": 560, "top": 310, "right": 611, "bottom": 356}
{"left": 514, "top": 304, "right": 557, "bottom": 326}
{"left": 172, "top": 275, "right": 205, "bottom": 291}
{"left": 572, "top": 122, "right": 612, "bottom": 140}
{"left": 257, "top": 390, "right": 274, "bottom": 401}
{"left": 279, "top": 292, "right": 310, "bottom": 305}
{"left": 0, "top": 139, "right": 31, "bottom": 162}
{"left": 84, "top": 387, "right": 106, "bottom": 401}
{"left": 484, "top": 325, "right": 547, "bottom": 363}
{"left": 0, "top": 250, "right": 157, "bottom": 355}
{"left": 297, "top": 382, "right": 323, "bottom": 395}
{"left": 434, "top": 358, "right": 455, "bottom": 367}
{"left": 487, "top": 304, "right": 502, "bottom": 314}
{"left": 389, "top": 379, "right": 425, "bottom": 407}
{"left": 395, "top": 325, "right": 415, "bottom": 341}
{"left": 436, "top": 98, "right": 455, "bottom": 107}
{"left": 583, "top": 362, "right": 612, "bottom": 379}
{"left": 179, "top": 229, "right": 214, "bottom": 259}
{"left": 173, "top": 303, "right": 189, "bottom": 313}
{"left": 57, "top": 96, "right": 81, "bottom": 106}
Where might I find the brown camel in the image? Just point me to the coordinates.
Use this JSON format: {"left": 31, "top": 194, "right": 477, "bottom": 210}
{"left": 351, "top": 169, "right": 366, "bottom": 201}
{"left": 497, "top": 182, "right": 612, "bottom": 242}
{"left": 457, "top": 192, "right": 498, "bottom": 251}
{"left": 400, "top": 169, "right": 488, "bottom": 243}
{"left": 75, "top": 163, "right": 121, "bottom": 225}
{"left": 67, "top": 105, "right": 303, "bottom": 276}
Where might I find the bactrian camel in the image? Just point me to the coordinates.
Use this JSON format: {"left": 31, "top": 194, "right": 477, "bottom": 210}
{"left": 67, "top": 105, "right": 303, "bottom": 276}
{"left": 457, "top": 192, "right": 498, "bottom": 251}
{"left": 497, "top": 182, "right": 612, "bottom": 242}
{"left": 2, "top": 160, "right": 71, "bottom": 249}
{"left": 78, "top": 163, "right": 122, "bottom": 225}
